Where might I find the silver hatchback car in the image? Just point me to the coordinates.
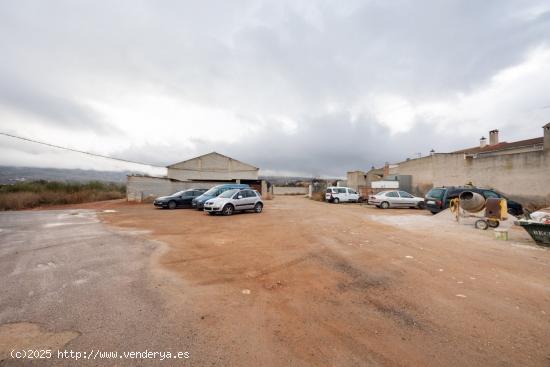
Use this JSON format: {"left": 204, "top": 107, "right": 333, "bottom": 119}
{"left": 203, "top": 188, "right": 263, "bottom": 215}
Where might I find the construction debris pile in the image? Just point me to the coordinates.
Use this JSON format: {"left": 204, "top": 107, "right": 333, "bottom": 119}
{"left": 515, "top": 208, "right": 550, "bottom": 246}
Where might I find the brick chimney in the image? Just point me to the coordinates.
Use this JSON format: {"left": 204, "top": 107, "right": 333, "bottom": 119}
{"left": 544, "top": 122, "right": 550, "bottom": 150}
{"left": 480, "top": 136, "right": 487, "bottom": 148}
{"left": 489, "top": 129, "right": 499, "bottom": 145}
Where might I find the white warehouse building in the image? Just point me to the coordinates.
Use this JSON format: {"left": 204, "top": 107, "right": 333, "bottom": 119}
{"left": 127, "top": 152, "right": 266, "bottom": 202}
{"left": 166, "top": 152, "right": 259, "bottom": 181}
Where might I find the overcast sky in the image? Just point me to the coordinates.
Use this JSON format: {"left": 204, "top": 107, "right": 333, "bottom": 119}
{"left": 1, "top": 0, "right": 549, "bottom": 177}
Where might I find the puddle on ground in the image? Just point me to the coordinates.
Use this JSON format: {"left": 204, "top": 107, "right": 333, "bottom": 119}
{"left": 0, "top": 322, "right": 79, "bottom": 360}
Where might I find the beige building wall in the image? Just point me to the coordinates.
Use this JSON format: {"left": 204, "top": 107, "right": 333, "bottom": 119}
{"left": 394, "top": 150, "right": 550, "bottom": 205}
{"left": 273, "top": 186, "right": 308, "bottom": 195}
{"left": 126, "top": 176, "right": 227, "bottom": 202}
{"left": 167, "top": 152, "right": 259, "bottom": 181}
{"left": 346, "top": 171, "right": 367, "bottom": 191}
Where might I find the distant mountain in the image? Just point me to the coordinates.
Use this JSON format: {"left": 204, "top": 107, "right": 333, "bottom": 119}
{"left": 259, "top": 175, "right": 340, "bottom": 186}
{"left": 0, "top": 166, "right": 131, "bottom": 184}
{"left": 0, "top": 166, "right": 337, "bottom": 185}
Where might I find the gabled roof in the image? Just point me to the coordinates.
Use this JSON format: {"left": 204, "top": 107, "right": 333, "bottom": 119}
{"left": 167, "top": 152, "right": 259, "bottom": 170}
{"left": 452, "top": 137, "right": 543, "bottom": 154}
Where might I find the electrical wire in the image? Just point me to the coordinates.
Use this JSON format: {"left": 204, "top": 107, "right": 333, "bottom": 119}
{"left": 0, "top": 132, "right": 259, "bottom": 172}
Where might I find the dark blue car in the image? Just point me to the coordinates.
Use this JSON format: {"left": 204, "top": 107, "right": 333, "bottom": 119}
{"left": 192, "top": 184, "right": 250, "bottom": 210}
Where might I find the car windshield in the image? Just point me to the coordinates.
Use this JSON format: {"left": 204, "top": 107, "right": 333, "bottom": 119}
{"left": 219, "top": 189, "right": 239, "bottom": 198}
{"left": 427, "top": 188, "right": 445, "bottom": 199}
{"left": 171, "top": 191, "right": 185, "bottom": 196}
{"left": 203, "top": 187, "right": 221, "bottom": 196}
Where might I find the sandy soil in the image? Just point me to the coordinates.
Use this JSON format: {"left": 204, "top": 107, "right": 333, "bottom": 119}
{"left": 96, "top": 196, "right": 550, "bottom": 367}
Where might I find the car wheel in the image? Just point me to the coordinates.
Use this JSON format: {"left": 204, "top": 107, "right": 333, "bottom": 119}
{"left": 333, "top": 198, "right": 340, "bottom": 204}
{"left": 222, "top": 204, "right": 234, "bottom": 216}
{"left": 487, "top": 219, "right": 499, "bottom": 228}
{"left": 380, "top": 201, "right": 390, "bottom": 209}
{"left": 254, "top": 202, "right": 263, "bottom": 213}
{"left": 475, "top": 219, "right": 489, "bottom": 230}
{"left": 417, "top": 201, "right": 425, "bottom": 209}
{"left": 168, "top": 201, "right": 177, "bottom": 209}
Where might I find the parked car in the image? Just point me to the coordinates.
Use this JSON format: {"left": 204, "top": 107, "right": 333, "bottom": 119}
{"left": 203, "top": 188, "right": 263, "bottom": 215}
{"left": 192, "top": 183, "right": 250, "bottom": 210}
{"left": 424, "top": 186, "right": 523, "bottom": 216}
{"left": 369, "top": 190, "right": 425, "bottom": 209}
{"left": 153, "top": 188, "right": 208, "bottom": 209}
{"left": 325, "top": 187, "right": 360, "bottom": 203}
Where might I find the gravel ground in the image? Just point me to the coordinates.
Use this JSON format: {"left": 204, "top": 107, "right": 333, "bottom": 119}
{"left": 1, "top": 197, "right": 550, "bottom": 366}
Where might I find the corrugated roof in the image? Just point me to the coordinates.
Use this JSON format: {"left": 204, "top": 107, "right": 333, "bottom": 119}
{"left": 452, "top": 137, "right": 543, "bottom": 154}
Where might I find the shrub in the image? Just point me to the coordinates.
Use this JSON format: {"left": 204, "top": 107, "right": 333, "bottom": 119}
{"left": 0, "top": 181, "right": 126, "bottom": 210}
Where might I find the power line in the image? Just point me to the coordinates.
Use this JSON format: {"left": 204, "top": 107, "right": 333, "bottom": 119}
{"left": 0, "top": 132, "right": 259, "bottom": 172}
{"left": 0, "top": 132, "right": 164, "bottom": 168}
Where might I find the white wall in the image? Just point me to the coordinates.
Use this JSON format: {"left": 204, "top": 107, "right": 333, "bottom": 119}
{"left": 273, "top": 186, "right": 308, "bottom": 195}
{"left": 167, "top": 153, "right": 259, "bottom": 181}
{"left": 127, "top": 176, "right": 226, "bottom": 202}
{"left": 395, "top": 150, "right": 550, "bottom": 205}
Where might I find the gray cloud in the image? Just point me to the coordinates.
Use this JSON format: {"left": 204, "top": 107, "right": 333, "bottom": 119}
{"left": 112, "top": 114, "right": 474, "bottom": 177}
{"left": 0, "top": 0, "right": 549, "bottom": 176}
{"left": 0, "top": 73, "right": 114, "bottom": 133}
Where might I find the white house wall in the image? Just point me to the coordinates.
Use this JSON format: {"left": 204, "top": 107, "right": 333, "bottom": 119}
{"left": 127, "top": 176, "right": 227, "bottom": 202}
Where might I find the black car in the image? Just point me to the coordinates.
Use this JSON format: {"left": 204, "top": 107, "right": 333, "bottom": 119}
{"left": 424, "top": 186, "right": 523, "bottom": 216}
{"left": 153, "top": 189, "right": 208, "bottom": 209}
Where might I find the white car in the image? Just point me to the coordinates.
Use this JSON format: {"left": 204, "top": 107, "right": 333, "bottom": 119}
{"left": 203, "top": 188, "right": 263, "bottom": 215}
{"left": 325, "top": 186, "right": 360, "bottom": 203}
{"left": 369, "top": 190, "right": 425, "bottom": 209}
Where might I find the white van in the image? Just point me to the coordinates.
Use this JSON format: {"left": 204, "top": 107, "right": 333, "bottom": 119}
{"left": 325, "top": 187, "right": 360, "bottom": 203}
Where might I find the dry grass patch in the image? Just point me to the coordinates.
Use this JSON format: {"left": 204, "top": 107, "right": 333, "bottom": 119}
{"left": 0, "top": 180, "right": 125, "bottom": 210}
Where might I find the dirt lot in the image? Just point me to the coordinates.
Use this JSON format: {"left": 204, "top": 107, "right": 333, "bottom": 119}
{"left": 93, "top": 196, "right": 550, "bottom": 366}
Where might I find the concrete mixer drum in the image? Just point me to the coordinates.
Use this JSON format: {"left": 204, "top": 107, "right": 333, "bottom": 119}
{"left": 458, "top": 191, "right": 486, "bottom": 212}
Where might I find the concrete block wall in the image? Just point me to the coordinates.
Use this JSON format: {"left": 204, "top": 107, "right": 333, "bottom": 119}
{"left": 126, "top": 176, "right": 226, "bottom": 202}
{"left": 394, "top": 150, "right": 550, "bottom": 205}
{"left": 273, "top": 186, "right": 308, "bottom": 195}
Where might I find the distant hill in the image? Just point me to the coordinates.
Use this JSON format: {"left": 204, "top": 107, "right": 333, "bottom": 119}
{"left": 0, "top": 166, "right": 131, "bottom": 184}
{"left": 0, "top": 166, "right": 338, "bottom": 185}
{"left": 259, "top": 175, "right": 340, "bottom": 186}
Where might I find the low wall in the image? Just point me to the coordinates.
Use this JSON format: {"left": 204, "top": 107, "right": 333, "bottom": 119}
{"left": 273, "top": 186, "right": 308, "bottom": 195}
{"left": 126, "top": 176, "right": 226, "bottom": 202}
{"left": 395, "top": 150, "right": 550, "bottom": 206}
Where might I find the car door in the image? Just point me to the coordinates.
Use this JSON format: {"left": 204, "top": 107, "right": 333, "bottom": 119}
{"left": 398, "top": 191, "right": 414, "bottom": 206}
{"left": 244, "top": 190, "right": 258, "bottom": 209}
{"left": 181, "top": 191, "right": 196, "bottom": 206}
{"left": 347, "top": 188, "right": 359, "bottom": 202}
{"left": 337, "top": 188, "right": 347, "bottom": 201}
{"left": 385, "top": 191, "right": 400, "bottom": 207}
{"left": 174, "top": 192, "right": 187, "bottom": 207}
{"left": 233, "top": 190, "right": 249, "bottom": 210}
